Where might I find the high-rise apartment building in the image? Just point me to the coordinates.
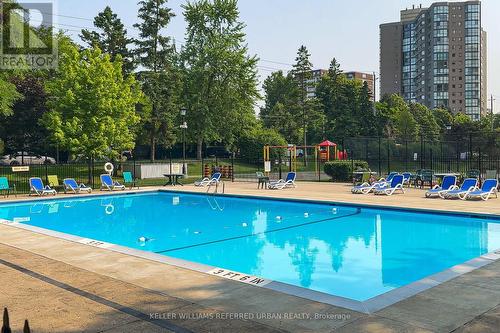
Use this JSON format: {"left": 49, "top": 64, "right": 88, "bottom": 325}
{"left": 305, "top": 70, "right": 375, "bottom": 100}
{"left": 380, "top": 2, "right": 487, "bottom": 120}
{"left": 345, "top": 72, "right": 376, "bottom": 101}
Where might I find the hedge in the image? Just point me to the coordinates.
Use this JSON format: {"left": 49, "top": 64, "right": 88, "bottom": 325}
{"left": 324, "top": 160, "right": 370, "bottom": 182}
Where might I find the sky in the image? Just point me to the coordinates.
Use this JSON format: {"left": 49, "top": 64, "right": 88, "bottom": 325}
{"left": 49, "top": 0, "right": 499, "bottom": 112}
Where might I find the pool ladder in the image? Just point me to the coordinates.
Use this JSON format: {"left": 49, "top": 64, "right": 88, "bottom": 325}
{"left": 207, "top": 181, "right": 225, "bottom": 194}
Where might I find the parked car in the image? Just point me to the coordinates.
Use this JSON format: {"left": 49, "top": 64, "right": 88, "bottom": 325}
{"left": 0, "top": 151, "right": 56, "bottom": 165}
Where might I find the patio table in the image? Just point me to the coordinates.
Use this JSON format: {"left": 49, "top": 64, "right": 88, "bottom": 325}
{"left": 163, "top": 174, "right": 184, "bottom": 186}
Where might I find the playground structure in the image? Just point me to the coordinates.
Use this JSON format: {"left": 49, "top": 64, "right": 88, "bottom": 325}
{"left": 263, "top": 141, "right": 347, "bottom": 176}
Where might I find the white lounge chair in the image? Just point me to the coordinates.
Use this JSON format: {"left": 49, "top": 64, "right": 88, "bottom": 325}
{"left": 194, "top": 172, "right": 221, "bottom": 187}
{"left": 465, "top": 179, "right": 498, "bottom": 201}
{"left": 425, "top": 175, "right": 457, "bottom": 198}
{"left": 442, "top": 178, "right": 478, "bottom": 199}
{"left": 63, "top": 178, "right": 92, "bottom": 194}
{"left": 100, "top": 174, "right": 125, "bottom": 191}
{"left": 269, "top": 172, "right": 296, "bottom": 190}
{"left": 373, "top": 174, "right": 405, "bottom": 196}
{"left": 29, "top": 177, "right": 57, "bottom": 196}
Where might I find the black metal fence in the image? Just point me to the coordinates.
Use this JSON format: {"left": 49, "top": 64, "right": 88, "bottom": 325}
{"left": 343, "top": 136, "right": 500, "bottom": 178}
{"left": 1, "top": 136, "right": 499, "bottom": 194}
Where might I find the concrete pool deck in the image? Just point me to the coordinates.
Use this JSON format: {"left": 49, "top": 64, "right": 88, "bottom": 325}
{"left": 0, "top": 182, "right": 499, "bottom": 332}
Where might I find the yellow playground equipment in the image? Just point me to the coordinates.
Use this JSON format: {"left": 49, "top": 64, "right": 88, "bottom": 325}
{"left": 263, "top": 145, "right": 322, "bottom": 175}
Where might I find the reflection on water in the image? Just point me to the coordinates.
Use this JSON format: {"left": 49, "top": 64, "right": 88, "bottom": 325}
{"left": 0, "top": 192, "right": 499, "bottom": 301}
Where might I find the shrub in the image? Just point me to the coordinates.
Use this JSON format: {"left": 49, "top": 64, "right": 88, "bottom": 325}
{"left": 324, "top": 160, "right": 369, "bottom": 182}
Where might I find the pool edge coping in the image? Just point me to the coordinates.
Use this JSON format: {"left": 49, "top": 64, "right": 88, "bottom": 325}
{"left": 1, "top": 189, "right": 500, "bottom": 314}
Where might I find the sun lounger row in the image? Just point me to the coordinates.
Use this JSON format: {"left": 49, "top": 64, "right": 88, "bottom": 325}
{"left": 24, "top": 174, "right": 128, "bottom": 196}
{"left": 426, "top": 176, "right": 498, "bottom": 201}
{"left": 351, "top": 172, "right": 406, "bottom": 196}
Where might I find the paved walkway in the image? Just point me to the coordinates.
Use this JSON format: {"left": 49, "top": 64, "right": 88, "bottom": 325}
{"left": 1, "top": 182, "right": 499, "bottom": 332}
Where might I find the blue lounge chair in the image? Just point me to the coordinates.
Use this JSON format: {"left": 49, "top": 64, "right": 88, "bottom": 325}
{"left": 373, "top": 174, "right": 405, "bottom": 196}
{"left": 29, "top": 177, "right": 57, "bottom": 196}
{"left": 425, "top": 175, "right": 457, "bottom": 198}
{"left": 378, "top": 172, "right": 398, "bottom": 183}
{"left": 352, "top": 180, "right": 392, "bottom": 194}
{"left": 194, "top": 172, "right": 221, "bottom": 187}
{"left": 465, "top": 179, "right": 498, "bottom": 201}
{"left": 63, "top": 178, "right": 92, "bottom": 194}
{"left": 442, "top": 178, "right": 478, "bottom": 199}
{"left": 269, "top": 172, "right": 297, "bottom": 190}
{"left": 100, "top": 174, "right": 125, "bottom": 191}
{"left": 352, "top": 173, "right": 399, "bottom": 194}
{"left": 402, "top": 172, "right": 412, "bottom": 185}
{"left": 0, "top": 177, "right": 16, "bottom": 197}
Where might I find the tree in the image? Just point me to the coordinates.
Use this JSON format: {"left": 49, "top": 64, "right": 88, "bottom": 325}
{"left": 358, "top": 81, "right": 376, "bottom": 136}
{"left": 238, "top": 124, "right": 286, "bottom": 161}
{"left": 182, "top": 0, "right": 259, "bottom": 159}
{"left": 410, "top": 103, "right": 440, "bottom": 141}
{"left": 134, "top": 0, "right": 182, "bottom": 161}
{"left": 433, "top": 108, "right": 453, "bottom": 135}
{"left": 0, "top": 75, "right": 49, "bottom": 155}
{"left": 80, "top": 6, "right": 134, "bottom": 74}
{"left": 42, "top": 45, "right": 142, "bottom": 160}
{"left": 0, "top": 77, "right": 22, "bottom": 117}
{"left": 394, "top": 105, "right": 418, "bottom": 142}
{"left": 260, "top": 71, "right": 301, "bottom": 143}
{"left": 291, "top": 45, "right": 313, "bottom": 161}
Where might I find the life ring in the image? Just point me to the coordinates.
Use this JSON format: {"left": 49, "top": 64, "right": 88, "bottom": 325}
{"left": 105, "top": 204, "right": 115, "bottom": 215}
{"left": 104, "top": 162, "right": 114, "bottom": 175}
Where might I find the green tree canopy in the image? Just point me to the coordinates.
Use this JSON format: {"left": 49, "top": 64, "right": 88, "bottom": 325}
{"left": 260, "top": 71, "right": 301, "bottom": 143}
{"left": 0, "top": 77, "right": 22, "bottom": 117}
{"left": 80, "top": 6, "right": 134, "bottom": 74}
{"left": 394, "top": 104, "right": 418, "bottom": 141}
{"left": 134, "top": 0, "right": 182, "bottom": 160}
{"left": 42, "top": 45, "right": 142, "bottom": 159}
{"left": 181, "top": 0, "right": 259, "bottom": 159}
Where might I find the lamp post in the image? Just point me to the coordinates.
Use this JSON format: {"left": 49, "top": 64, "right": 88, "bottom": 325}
{"left": 180, "top": 108, "right": 188, "bottom": 175}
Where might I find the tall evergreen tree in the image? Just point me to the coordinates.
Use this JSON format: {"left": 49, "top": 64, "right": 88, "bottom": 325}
{"left": 182, "top": 0, "right": 259, "bottom": 159}
{"left": 80, "top": 6, "right": 134, "bottom": 74}
{"left": 291, "top": 45, "right": 313, "bottom": 161}
{"left": 134, "top": 0, "right": 182, "bottom": 161}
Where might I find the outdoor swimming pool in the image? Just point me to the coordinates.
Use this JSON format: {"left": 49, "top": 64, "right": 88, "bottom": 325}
{"left": 1, "top": 191, "right": 500, "bottom": 304}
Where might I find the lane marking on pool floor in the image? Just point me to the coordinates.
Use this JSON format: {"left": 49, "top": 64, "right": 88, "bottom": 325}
{"left": 155, "top": 208, "right": 362, "bottom": 254}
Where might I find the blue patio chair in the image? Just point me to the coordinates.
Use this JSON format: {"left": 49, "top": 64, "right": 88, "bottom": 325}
{"left": 269, "top": 172, "right": 297, "bottom": 190}
{"left": 402, "top": 172, "right": 412, "bottom": 185}
{"left": 351, "top": 178, "right": 394, "bottom": 194}
{"left": 29, "top": 177, "right": 57, "bottom": 196}
{"left": 442, "top": 178, "right": 478, "bottom": 199}
{"left": 465, "top": 179, "right": 498, "bottom": 201}
{"left": 378, "top": 172, "right": 397, "bottom": 183}
{"left": 373, "top": 174, "right": 405, "bottom": 196}
{"left": 63, "top": 178, "right": 92, "bottom": 194}
{"left": 194, "top": 172, "right": 221, "bottom": 187}
{"left": 100, "top": 174, "right": 125, "bottom": 191}
{"left": 425, "top": 175, "right": 457, "bottom": 198}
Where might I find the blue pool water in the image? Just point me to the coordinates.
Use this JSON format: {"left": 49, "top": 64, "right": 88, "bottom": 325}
{"left": 1, "top": 191, "right": 500, "bottom": 301}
